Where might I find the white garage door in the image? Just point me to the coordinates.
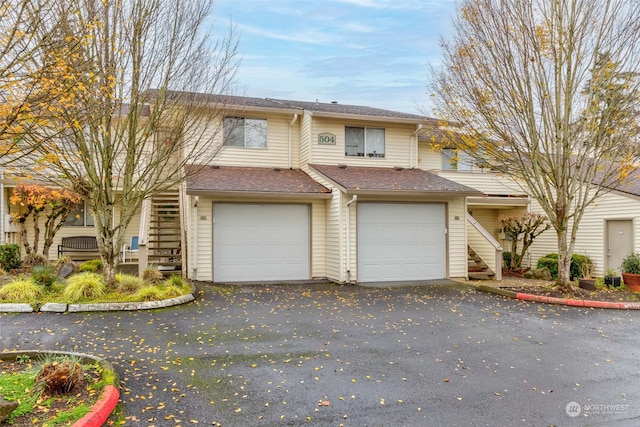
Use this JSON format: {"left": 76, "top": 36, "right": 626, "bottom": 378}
{"left": 357, "top": 203, "right": 446, "bottom": 282}
{"left": 214, "top": 204, "right": 310, "bottom": 282}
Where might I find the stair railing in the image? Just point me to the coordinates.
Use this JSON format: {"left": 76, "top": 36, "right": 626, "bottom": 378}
{"left": 137, "top": 197, "right": 152, "bottom": 276}
{"left": 466, "top": 212, "right": 503, "bottom": 280}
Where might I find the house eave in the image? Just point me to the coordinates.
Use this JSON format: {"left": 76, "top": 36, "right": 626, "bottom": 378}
{"left": 310, "top": 110, "right": 437, "bottom": 125}
{"left": 186, "top": 190, "right": 332, "bottom": 199}
{"left": 467, "top": 196, "right": 530, "bottom": 206}
{"left": 343, "top": 189, "right": 481, "bottom": 197}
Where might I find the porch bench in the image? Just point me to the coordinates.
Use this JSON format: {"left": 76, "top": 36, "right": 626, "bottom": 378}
{"left": 57, "top": 236, "right": 99, "bottom": 259}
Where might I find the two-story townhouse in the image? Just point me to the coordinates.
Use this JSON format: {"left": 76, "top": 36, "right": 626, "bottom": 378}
{"left": 179, "top": 96, "right": 482, "bottom": 283}
{"left": 2, "top": 95, "right": 508, "bottom": 284}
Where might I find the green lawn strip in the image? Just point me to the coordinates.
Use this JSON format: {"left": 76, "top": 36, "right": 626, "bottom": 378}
{"left": 0, "top": 360, "right": 103, "bottom": 425}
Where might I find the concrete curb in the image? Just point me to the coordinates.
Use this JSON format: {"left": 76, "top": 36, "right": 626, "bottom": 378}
{"left": 476, "top": 285, "right": 640, "bottom": 309}
{"left": 1, "top": 283, "right": 197, "bottom": 313}
{"left": 0, "top": 350, "right": 119, "bottom": 427}
{"left": 0, "top": 303, "right": 32, "bottom": 312}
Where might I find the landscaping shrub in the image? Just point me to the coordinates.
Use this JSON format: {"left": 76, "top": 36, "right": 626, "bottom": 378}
{"left": 0, "top": 278, "right": 43, "bottom": 302}
{"left": 503, "top": 252, "right": 511, "bottom": 268}
{"left": 31, "top": 265, "right": 57, "bottom": 289}
{"left": 78, "top": 259, "right": 103, "bottom": 273}
{"left": 536, "top": 254, "right": 559, "bottom": 278}
{"left": 536, "top": 253, "right": 592, "bottom": 280}
{"left": 0, "top": 243, "right": 21, "bottom": 270}
{"left": 63, "top": 272, "right": 106, "bottom": 302}
{"left": 570, "top": 254, "right": 592, "bottom": 279}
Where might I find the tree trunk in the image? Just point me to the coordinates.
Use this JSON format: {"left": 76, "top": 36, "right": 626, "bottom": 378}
{"left": 556, "top": 228, "right": 573, "bottom": 292}
{"left": 510, "top": 238, "right": 518, "bottom": 270}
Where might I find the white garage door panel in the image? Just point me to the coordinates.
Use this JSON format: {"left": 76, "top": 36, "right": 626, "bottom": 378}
{"left": 214, "top": 204, "right": 310, "bottom": 282}
{"left": 358, "top": 203, "right": 445, "bottom": 282}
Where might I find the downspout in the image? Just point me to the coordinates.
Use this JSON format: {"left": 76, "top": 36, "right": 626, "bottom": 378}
{"left": 412, "top": 124, "right": 423, "bottom": 169}
{"left": 346, "top": 195, "right": 357, "bottom": 283}
{"left": 192, "top": 196, "right": 199, "bottom": 280}
{"left": 288, "top": 114, "right": 298, "bottom": 169}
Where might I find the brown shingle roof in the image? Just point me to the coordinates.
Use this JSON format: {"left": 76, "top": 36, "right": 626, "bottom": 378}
{"left": 309, "top": 164, "right": 481, "bottom": 195}
{"left": 151, "top": 91, "right": 436, "bottom": 123}
{"left": 185, "top": 165, "right": 331, "bottom": 198}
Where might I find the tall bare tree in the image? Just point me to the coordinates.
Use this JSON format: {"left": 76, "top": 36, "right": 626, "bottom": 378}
{"left": 22, "top": 0, "right": 238, "bottom": 284}
{"left": 430, "top": 0, "right": 640, "bottom": 290}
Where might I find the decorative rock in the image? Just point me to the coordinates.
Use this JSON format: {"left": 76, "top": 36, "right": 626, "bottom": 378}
{"left": 523, "top": 267, "right": 552, "bottom": 281}
{"left": 57, "top": 263, "right": 76, "bottom": 279}
{"left": 0, "top": 395, "right": 19, "bottom": 423}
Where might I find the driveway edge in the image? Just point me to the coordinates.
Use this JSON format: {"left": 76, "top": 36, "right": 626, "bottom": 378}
{"left": 476, "top": 285, "right": 640, "bottom": 309}
{"left": 0, "top": 350, "right": 119, "bottom": 427}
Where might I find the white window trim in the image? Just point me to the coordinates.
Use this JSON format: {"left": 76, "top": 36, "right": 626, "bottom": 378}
{"left": 223, "top": 117, "right": 268, "bottom": 149}
{"left": 345, "top": 126, "right": 385, "bottom": 158}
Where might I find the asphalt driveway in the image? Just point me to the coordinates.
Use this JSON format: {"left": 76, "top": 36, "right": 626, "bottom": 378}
{"left": 1, "top": 281, "right": 640, "bottom": 426}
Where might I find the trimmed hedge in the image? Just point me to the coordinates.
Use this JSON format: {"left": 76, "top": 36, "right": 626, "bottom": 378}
{"left": 536, "top": 253, "right": 592, "bottom": 280}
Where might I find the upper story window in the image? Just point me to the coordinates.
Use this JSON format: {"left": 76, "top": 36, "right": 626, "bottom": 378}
{"left": 64, "top": 201, "right": 94, "bottom": 227}
{"left": 223, "top": 117, "right": 267, "bottom": 149}
{"left": 442, "top": 148, "right": 473, "bottom": 171}
{"left": 345, "top": 126, "right": 385, "bottom": 158}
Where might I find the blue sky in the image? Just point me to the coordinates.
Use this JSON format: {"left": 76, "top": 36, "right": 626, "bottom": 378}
{"left": 211, "top": 0, "right": 457, "bottom": 114}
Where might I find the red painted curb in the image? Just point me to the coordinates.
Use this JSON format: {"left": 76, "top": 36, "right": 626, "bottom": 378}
{"left": 513, "top": 291, "right": 640, "bottom": 309}
{"left": 73, "top": 384, "right": 119, "bottom": 427}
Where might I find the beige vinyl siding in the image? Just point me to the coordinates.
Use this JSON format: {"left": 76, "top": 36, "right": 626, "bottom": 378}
{"left": 310, "top": 200, "right": 328, "bottom": 279}
{"left": 306, "top": 168, "right": 343, "bottom": 282}
{"left": 309, "top": 117, "right": 415, "bottom": 168}
{"left": 529, "top": 190, "right": 640, "bottom": 277}
{"left": 188, "top": 197, "right": 213, "bottom": 281}
{"left": 300, "top": 114, "right": 312, "bottom": 167}
{"left": 204, "top": 112, "right": 299, "bottom": 168}
{"left": 21, "top": 203, "right": 142, "bottom": 261}
{"left": 469, "top": 208, "right": 499, "bottom": 238}
{"left": 438, "top": 171, "right": 526, "bottom": 196}
{"left": 447, "top": 197, "right": 468, "bottom": 278}
{"left": 418, "top": 142, "right": 444, "bottom": 171}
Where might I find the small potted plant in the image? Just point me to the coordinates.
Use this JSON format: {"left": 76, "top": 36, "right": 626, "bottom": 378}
{"left": 604, "top": 268, "right": 621, "bottom": 287}
{"left": 621, "top": 252, "right": 640, "bottom": 292}
{"left": 577, "top": 261, "right": 596, "bottom": 291}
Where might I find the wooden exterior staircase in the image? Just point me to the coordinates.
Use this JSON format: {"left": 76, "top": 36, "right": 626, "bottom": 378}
{"left": 146, "top": 191, "right": 182, "bottom": 274}
{"left": 468, "top": 245, "right": 496, "bottom": 280}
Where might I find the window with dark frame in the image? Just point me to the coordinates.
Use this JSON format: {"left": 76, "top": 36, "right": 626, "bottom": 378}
{"left": 345, "top": 126, "right": 385, "bottom": 157}
{"left": 64, "top": 201, "right": 94, "bottom": 227}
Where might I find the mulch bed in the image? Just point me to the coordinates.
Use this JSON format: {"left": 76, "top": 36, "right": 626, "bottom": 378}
{"left": 0, "top": 359, "right": 101, "bottom": 426}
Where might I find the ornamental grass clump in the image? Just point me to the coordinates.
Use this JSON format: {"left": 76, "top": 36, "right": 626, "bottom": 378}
{"left": 35, "top": 356, "right": 85, "bottom": 395}
{"left": 142, "top": 266, "right": 164, "bottom": 284}
{"left": 0, "top": 278, "right": 42, "bottom": 302}
{"left": 132, "top": 285, "right": 164, "bottom": 301}
{"left": 63, "top": 272, "right": 106, "bottom": 302}
{"left": 115, "top": 273, "right": 145, "bottom": 293}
